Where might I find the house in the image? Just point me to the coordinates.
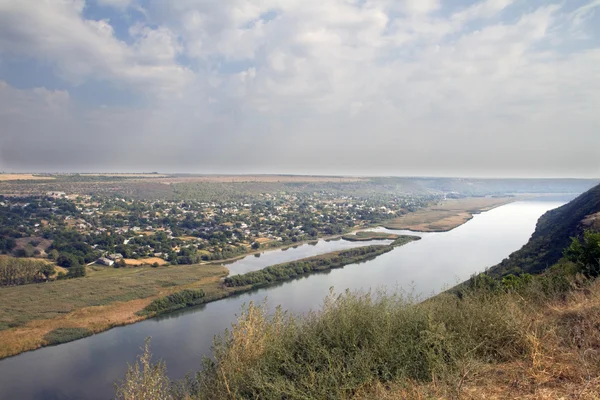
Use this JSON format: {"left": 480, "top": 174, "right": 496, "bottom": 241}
{"left": 96, "top": 257, "right": 115, "bottom": 267}
{"left": 108, "top": 253, "right": 123, "bottom": 260}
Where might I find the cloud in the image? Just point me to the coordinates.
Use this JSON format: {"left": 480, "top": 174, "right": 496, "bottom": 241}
{"left": 452, "top": 0, "right": 516, "bottom": 22}
{"left": 0, "top": 0, "right": 192, "bottom": 96}
{"left": 96, "top": 0, "right": 134, "bottom": 8}
{"left": 0, "top": 0, "right": 598, "bottom": 177}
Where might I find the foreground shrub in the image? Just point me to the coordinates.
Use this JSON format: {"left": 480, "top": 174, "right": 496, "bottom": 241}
{"left": 192, "top": 288, "right": 532, "bottom": 400}
{"left": 119, "top": 266, "right": 590, "bottom": 399}
{"left": 115, "top": 339, "right": 172, "bottom": 400}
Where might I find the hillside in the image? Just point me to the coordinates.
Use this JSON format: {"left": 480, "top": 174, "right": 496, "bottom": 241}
{"left": 117, "top": 263, "right": 600, "bottom": 399}
{"left": 491, "top": 183, "right": 600, "bottom": 276}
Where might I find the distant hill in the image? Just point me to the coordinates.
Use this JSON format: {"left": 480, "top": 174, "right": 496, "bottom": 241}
{"left": 490, "top": 183, "right": 600, "bottom": 276}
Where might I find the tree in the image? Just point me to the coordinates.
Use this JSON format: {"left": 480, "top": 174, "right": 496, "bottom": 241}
{"left": 251, "top": 242, "right": 260, "bottom": 250}
{"left": 48, "top": 249, "right": 59, "bottom": 260}
{"left": 564, "top": 231, "right": 600, "bottom": 277}
{"left": 40, "top": 263, "right": 55, "bottom": 278}
{"left": 57, "top": 253, "right": 78, "bottom": 268}
{"left": 12, "top": 248, "right": 27, "bottom": 258}
{"left": 67, "top": 265, "right": 86, "bottom": 278}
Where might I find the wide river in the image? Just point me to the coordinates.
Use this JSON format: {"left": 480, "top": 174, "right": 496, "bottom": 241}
{"left": 0, "top": 198, "right": 568, "bottom": 399}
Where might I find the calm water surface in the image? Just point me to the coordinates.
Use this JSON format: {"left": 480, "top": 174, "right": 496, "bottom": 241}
{"left": 225, "top": 236, "right": 392, "bottom": 276}
{"left": 0, "top": 198, "right": 567, "bottom": 399}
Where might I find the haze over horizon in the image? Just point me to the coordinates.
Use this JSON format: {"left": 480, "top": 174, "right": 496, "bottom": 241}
{"left": 1, "top": 0, "right": 599, "bottom": 178}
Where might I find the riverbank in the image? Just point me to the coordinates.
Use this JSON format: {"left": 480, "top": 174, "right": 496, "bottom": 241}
{"left": 142, "top": 264, "right": 600, "bottom": 400}
{"left": 383, "top": 197, "right": 519, "bottom": 232}
{"left": 0, "top": 264, "right": 231, "bottom": 359}
{"left": 0, "top": 238, "right": 419, "bottom": 360}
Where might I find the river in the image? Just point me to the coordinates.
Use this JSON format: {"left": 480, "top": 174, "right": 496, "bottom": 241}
{"left": 0, "top": 198, "right": 568, "bottom": 399}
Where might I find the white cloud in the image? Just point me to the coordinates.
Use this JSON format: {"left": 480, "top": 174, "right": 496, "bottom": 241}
{"left": 0, "top": 0, "right": 192, "bottom": 96}
{"left": 452, "top": 0, "right": 516, "bottom": 23}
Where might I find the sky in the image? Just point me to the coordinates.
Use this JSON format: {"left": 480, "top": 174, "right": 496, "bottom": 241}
{"left": 0, "top": 0, "right": 599, "bottom": 178}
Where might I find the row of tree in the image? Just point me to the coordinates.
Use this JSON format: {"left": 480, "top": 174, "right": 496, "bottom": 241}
{"left": 224, "top": 245, "right": 393, "bottom": 288}
{"left": 142, "top": 289, "right": 206, "bottom": 315}
{"left": 0, "top": 257, "right": 55, "bottom": 286}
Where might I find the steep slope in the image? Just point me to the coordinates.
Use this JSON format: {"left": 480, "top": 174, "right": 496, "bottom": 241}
{"left": 491, "top": 183, "right": 600, "bottom": 276}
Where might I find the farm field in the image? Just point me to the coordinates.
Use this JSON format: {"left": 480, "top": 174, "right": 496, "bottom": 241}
{"left": 0, "top": 174, "right": 55, "bottom": 181}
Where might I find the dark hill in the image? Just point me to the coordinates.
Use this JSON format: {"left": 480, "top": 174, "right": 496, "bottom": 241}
{"left": 490, "top": 183, "right": 600, "bottom": 276}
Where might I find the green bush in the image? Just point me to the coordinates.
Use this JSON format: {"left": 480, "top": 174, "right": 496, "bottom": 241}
{"left": 190, "top": 288, "right": 531, "bottom": 400}
{"left": 564, "top": 230, "right": 600, "bottom": 277}
{"left": 44, "top": 327, "right": 93, "bottom": 345}
{"left": 141, "top": 289, "right": 206, "bottom": 316}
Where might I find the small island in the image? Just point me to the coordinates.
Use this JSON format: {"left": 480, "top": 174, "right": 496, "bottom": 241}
{"left": 342, "top": 231, "right": 402, "bottom": 242}
{"left": 342, "top": 231, "right": 421, "bottom": 246}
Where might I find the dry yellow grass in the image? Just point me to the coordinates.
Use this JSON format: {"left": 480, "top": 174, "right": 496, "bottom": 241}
{"left": 384, "top": 197, "right": 517, "bottom": 232}
{"left": 0, "top": 264, "right": 228, "bottom": 358}
{"left": 0, "top": 174, "right": 55, "bottom": 181}
{"left": 354, "top": 280, "right": 600, "bottom": 400}
{"left": 122, "top": 257, "right": 168, "bottom": 266}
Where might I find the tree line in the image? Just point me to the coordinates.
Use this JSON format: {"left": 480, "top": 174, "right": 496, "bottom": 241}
{"left": 224, "top": 245, "right": 393, "bottom": 288}
{"left": 141, "top": 289, "right": 206, "bottom": 316}
{"left": 0, "top": 257, "right": 55, "bottom": 286}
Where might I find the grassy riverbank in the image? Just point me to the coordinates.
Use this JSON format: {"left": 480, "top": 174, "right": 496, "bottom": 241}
{"left": 0, "top": 264, "right": 230, "bottom": 359}
{"left": 0, "top": 238, "right": 419, "bottom": 358}
{"left": 118, "top": 260, "right": 600, "bottom": 400}
{"left": 223, "top": 245, "right": 396, "bottom": 289}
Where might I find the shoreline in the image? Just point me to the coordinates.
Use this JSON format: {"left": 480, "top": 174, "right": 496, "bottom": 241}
{"left": 0, "top": 236, "right": 417, "bottom": 361}
{"left": 205, "top": 224, "right": 384, "bottom": 266}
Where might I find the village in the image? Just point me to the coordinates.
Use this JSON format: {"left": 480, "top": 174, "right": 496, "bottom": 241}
{"left": 0, "top": 190, "right": 435, "bottom": 270}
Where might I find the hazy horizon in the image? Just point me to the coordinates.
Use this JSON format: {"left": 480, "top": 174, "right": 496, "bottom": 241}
{"left": 1, "top": 170, "right": 599, "bottom": 180}
{"left": 1, "top": 0, "right": 599, "bottom": 178}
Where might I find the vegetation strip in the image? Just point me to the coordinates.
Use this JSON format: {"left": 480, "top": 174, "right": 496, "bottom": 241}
{"left": 224, "top": 239, "right": 419, "bottom": 289}
{"left": 140, "top": 289, "right": 206, "bottom": 316}
{"left": 44, "top": 328, "right": 93, "bottom": 346}
{"left": 341, "top": 231, "right": 401, "bottom": 241}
